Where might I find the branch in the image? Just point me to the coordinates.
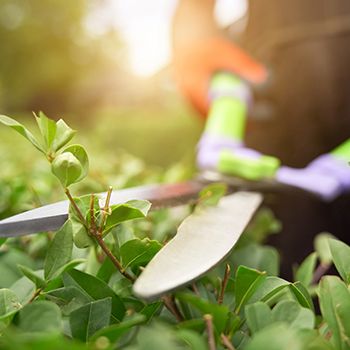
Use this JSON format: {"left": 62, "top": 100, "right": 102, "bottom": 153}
{"left": 218, "top": 264, "right": 230, "bottom": 305}
{"left": 65, "top": 188, "right": 86, "bottom": 223}
{"left": 162, "top": 295, "right": 185, "bottom": 323}
{"left": 205, "top": 314, "right": 216, "bottom": 350}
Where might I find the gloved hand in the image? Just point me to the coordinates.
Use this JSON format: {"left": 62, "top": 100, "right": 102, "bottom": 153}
{"left": 276, "top": 141, "right": 350, "bottom": 201}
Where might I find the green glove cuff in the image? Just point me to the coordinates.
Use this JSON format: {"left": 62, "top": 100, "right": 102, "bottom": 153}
{"left": 331, "top": 138, "right": 350, "bottom": 161}
{"left": 218, "top": 150, "right": 280, "bottom": 180}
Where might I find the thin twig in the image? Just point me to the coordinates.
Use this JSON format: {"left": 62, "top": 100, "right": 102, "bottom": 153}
{"left": 99, "top": 186, "right": 113, "bottom": 234}
{"left": 311, "top": 262, "right": 330, "bottom": 284}
{"left": 221, "top": 334, "right": 236, "bottom": 350}
{"left": 205, "top": 314, "right": 216, "bottom": 350}
{"left": 65, "top": 188, "right": 86, "bottom": 223}
{"left": 192, "top": 283, "right": 200, "bottom": 296}
{"left": 218, "top": 264, "right": 231, "bottom": 305}
{"left": 90, "top": 194, "right": 97, "bottom": 231}
{"left": 27, "top": 287, "right": 44, "bottom": 304}
{"left": 162, "top": 295, "right": 185, "bottom": 323}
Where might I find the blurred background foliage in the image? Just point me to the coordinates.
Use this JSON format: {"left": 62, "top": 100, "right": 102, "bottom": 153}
{"left": 0, "top": 0, "right": 204, "bottom": 218}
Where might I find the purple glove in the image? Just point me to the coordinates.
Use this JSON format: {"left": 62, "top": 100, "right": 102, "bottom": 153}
{"left": 276, "top": 154, "right": 350, "bottom": 201}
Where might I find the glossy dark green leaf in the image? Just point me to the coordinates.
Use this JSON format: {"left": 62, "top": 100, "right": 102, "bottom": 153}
{"left": 62, "top": 144, "right": 89, "bottom": 182}
{"left": 34, "top": 111, "right": 57, "bottom": 151}
{"left": 63, "top": 269, "right": 126, "bottom": 323}
{"left": 328, "top": 239, "right": 350, "bottom": 284}
{"left": 44, "top": 219, "right": 73, "bottom": 281}
{"left": 51, "top": 119, "right": 76, "bottom": 153}
{"left": 199, "top": 183, "right": 227, "bottom": 206}
{"left": 314, "top": 232, "right": 336, "bottom": 266}
{"left": 235, "top": 266, "right": 267, "bottom": 313}
{"left": 51, "top": 152, "right": 82, "bottom": 188}
{"left": 289, "top": 282, "right": 315, "bottom": 313}
{"left": 89, "top": 314, "right": 146, "bottom": 343}
{"left": 0, "top": 289, "right": 21, "bottom": 326}
{"left": 245, "top": 301, "right": 272, "bottom": 335}
{"left": 104, "top": 200, "right": 151, "bottom": 232}
{"left": 295, "top": 252, "right": 317, "bottom": 288}
{"left": 272, "top": 300, "right": 315, "bottom": 329}
{"left": 70, "top": 297, "right": 112, "bottom": 342}
{"left": 12, "top": 300, "right": 61, "bottom": 333}
{"left": 113, "top": 278, "right": 133, "bottom": 298}
{"left": 120, "top": 238, "right": 162, "bottom": 271}
{"left": 175, "top": 292, "right": 228, "bottom": 334}
{"left": 17, "top": 265, "right": 47, "bottom": 290}
{"left": 0, "top": 115, "right": 46, "bottom": 154}
{"left": 139, "top": 301, "right": 162, "bottom": 324}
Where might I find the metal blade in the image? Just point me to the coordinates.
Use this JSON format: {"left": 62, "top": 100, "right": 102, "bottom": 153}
{"left": 0, "top": 181, "right": 203, "bottom": 239}
{"left": 133, "top": 191, "right": 263, "bottom": 300}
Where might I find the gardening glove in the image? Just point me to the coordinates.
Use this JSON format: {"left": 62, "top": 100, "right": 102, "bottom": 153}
{"left": 276, "top": 139, "right": 350, "bottom": 201}
{"left": 196, "top": 71, "right": 280, "bottom": 180}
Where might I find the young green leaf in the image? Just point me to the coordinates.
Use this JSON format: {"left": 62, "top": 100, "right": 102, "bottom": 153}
{"left": 44, "top": 219, "right": 73, "bottom": 281}
{"left": 51, "top": 152, "right": 82, "bottom": 188}
{"left": 62, "top": 269, "right": 126, "bottom": 323}
{"left": 17, "top": 265, "right": 47, "bottom": 290}
{"left": 314, "top": 232, "right": 336, "bottom": 266}
{"left": 104, "top": 200, "right": 151, "bottom": 233}
{"left": 328, "top": 239, "right": 350, "bottom": 284}
{"left": 272, "top": 300, "right": 315, "bottom": 329}
{"left": 12, "top": 300, "right": 61, "bottom": 333}
{"left": 34, "top": 111, "right": 57, "bottom": 151}
{"left": 119, "top": 238, "right": 162, "bottom": 271}
{"left": 0, "top": 115, "right": 46, "bottom": 154}
{"left": 294, "top": 252, "right": 318, "bottom": 288}
{"left": 199, "top": 183, "right": 227, "bottom": 206}
{"left": 96, "top": 256, "right": 117, "bottom": 283}
{"left": 70, "top": 297, "right": 112, "bottom": 342}
{"left": 0, "top": 289, "right": 21, "bottom": 326}
{"left": 318, "top": 276, "right": 349, "bottom": 350}
{"left": 51, "top": 119, "right": 76, "bottom": 153}
{"left": 245, "top": 301, "right": 272, "bottom": 335}
{"left": 289, "top": 282, "right": 315, "bottom": 313}
{"left": 88, "top": 314, "right": 146, "bottom": 343}
{"left": 235, "top": 266, "right": 267, "bottom": 313}
{"left": 175, "top": 292, "right": 229, "bottom": 334}
{"left": 62, "top": 145, "right": 89, "bottom": 182}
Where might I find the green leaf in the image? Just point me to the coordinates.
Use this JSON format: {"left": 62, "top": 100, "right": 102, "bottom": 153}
{"left": 176, "top": 318, "right": 206, "bottom": 333}
{"left": 0, "top": 289, "right": 21, "bottom": 326}
{"left": 51, "top": 152, "right": 82, "bottom": 188}
{"left": 96, "top": 256, "right": 117, "bottom": 283}
{"left": 34, "top": 111, "right": 57, "bottom": 151}
{"left": 104, "top": 200, "right": 151, "bottom": 233}
{"left": 289, "top": 282, "right": 315, "bottom": 313}
{"left": 120, "top": 238, "right": 162, "bottom": 271}
{"left": 113, "top": 224, "right": 135, "bottom": 249}
{"left": 175, "top": 292, "right": 228, "bottom": 334}
{"left": 177, "top": 329, "right": 210, "bottom": 350}
{"left": 139, "top": 301, "right": 163, "bottom": 324}
{"left": 231, "top": 331, "right": 251, "bottom": 350}
{"left": 0, "top": 238, "right": 7, "bottom": 248}
{"left": 249, "top": 276, "right": 290, "bottom": 305}
{"left": 113, "top": 278, "right": 133, "bottom": 298}
{"left": 272, "top": 300, "right": 315, "bottom": 329}
{"left": 199, "top": 183, "right": 227, "bottom": 206}
{"left": 245, "top": 301, "right": 272, "bottom": 335}
{"left": 235, "top": 266, "right": 267, "bottom": 313}
{"left": 295, "top": 252, "right": 318, "bottom": 288}
{"left": 318, "top": 276, "right": 348, "bottom": 350}
{"left": 70, "top": 297, "right": 112, "bottom": 342}
{"left": 72, "top": 221, "right": 96, "bottom": 249}
{"left": 89, "top": 314, "right": 146, "bottom": 343}
{"left": 62, "top": 269, "right": 126, "bottom": 323}
{"left": 17, "top": 265, "right": 47, "bottom": 290}
{"left": 12, "top": 300, "right": 61, "bottom": 333}
{"left": 314, "top": 232, "right": 336, "bottom": 266}
{"left": 10, "top": 276, "right": 35, "bottom": 305}
{"left": 62, "top": 144, "right": 89, "bottom": 182}
{"left": 44, "top": 219, "right": 73, "bottom": 281}
{"left": 51, "top": 119, "right": 76, "bottom": 153}
{"left": 328, "top": 239, "right": 350, "bottom": 284}
{"left": 229, "top": 244, "right": 280, "bottom": 277}
{"left": 0, "top": 115, "right": 46, "bottom": 155}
